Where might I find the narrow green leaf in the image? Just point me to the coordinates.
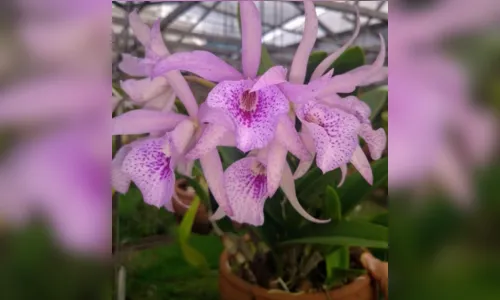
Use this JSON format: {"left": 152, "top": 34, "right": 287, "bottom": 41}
{"left": 338, "top": 157, "right": 388, "bottom": 216}
{"left": 258, "top": 45, "right": 274, "bottom": 75}
{"left": 217, "top": 146, "right": 245, "bottom": 169}
{"left": 304, "top": 47, "right": 365, "bottom": 84}
{"left": 325, "top": 246, "right": 349, "bottom": 281}
{"left": 178, "top": 197, "right": 200, "bottom": 242}
{"left": 324, "top": 186, "right": 341, "bottom": 221}
{"left": 305, "top": 51, "right": 328, "bottom": 83}
{"left": 331, "top": 47, "right": 366, "bottom": 75}
{"left": 282, "top": 220, "right": 388, "bottom": 249}
{"left": 359, "top": 86, "right": 388, "bottom": 121}
{"left": 371, "top": 212, "right": 389, "bottom": 227}
{"left": 177, "top": 197, "right": 209, "bottom": 270}
{"left": 236, "top": 3, "right": 242, "bottom": 35}
{"left": 179, "top": 242, "right": 209, "bottom": 270}
{"left": 282, "top": 237, "right": 388, "bottom": 249}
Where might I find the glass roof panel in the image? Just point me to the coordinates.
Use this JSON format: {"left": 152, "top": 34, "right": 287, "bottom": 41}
{"left": 318, "top": 10, "right": 354, "bottom": 33}
{"left": 192, "top": 10, "right": 240, "bottom": 39}
{"left": 217, "top": 2, "right": 238, "bottom": 15}
{"left": 170, "top": 5, "right": 207, "bottom": 31}
{"left": 262, "top": 28, "right": 302, "bottom": 47}
{"left": 139, "top": 3, "right": 178, "bottom": 23}
{"left": 258, "top": 1, "right": 301, "bottom": 27}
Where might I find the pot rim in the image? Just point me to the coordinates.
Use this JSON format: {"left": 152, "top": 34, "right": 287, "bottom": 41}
{"left": 219, "top": 251, "right": 373, "bottom": 300}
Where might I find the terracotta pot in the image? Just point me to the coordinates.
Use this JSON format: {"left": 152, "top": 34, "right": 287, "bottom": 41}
{"left": 172, "top": 179, "right": 211, "bottom": 235}
{"left": 219, "top": 251, "right": 375, "bottom": 300}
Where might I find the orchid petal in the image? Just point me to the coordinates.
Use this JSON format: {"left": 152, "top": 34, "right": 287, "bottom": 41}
{"left": 360, "top": 67, "right": 388, "bottom": 86}
{"left": 143, "top": 88, "right": 176, "bottom": 112}
{"left": 149, "top": 20, "right": 170, "bottom": 57}
{"left": 207, "top": 80, "right": 289, "bottom": 152}
{"left": 200, "top": 149, "right": 232, "bottom": 215}
{"left": 210, "top": 206, "right": 226, "bottom": 221}
{"left": 153, "top": 50, "right": 243, "bottom": 82}
{"left": 121, "top": 77, "right": 169, "bottom": 104}
{"left": 176, "top": 159, "right": 194, "bottom": 178}
{"left": 319, "top": 34, "right": 386, "bottom": 96}
{"left": 164, "top": 71, "right": 199, "bottom": 118}
{"left": 280, "top": 70, "right": 333, "bottom": 104}
{"left": 266, "top": 141, "right": 288, "bottom": 197}
{"left": 328, "top": 96, "right": 372, "bottom": 124}
{"left": 224, "top": 157, "right": 268, "bottom": 226}
{"left": 338, "top": 164, "right": 348, "bottom": 187}
{"left": 240, "top": 1, "right": 262, "bottom": 79}
{"left": 129, "top": 10, "right": 150, "bottom": 46}
{"left": 171, "top": 119, "right": 195, "bottom": 154}
{"left": 281, "top": 163, "right": 330, "bottom": 224}
{"left": 198, "top": 102, "right": 234, "bottom": 130}
{"left": 359, "top": 124, "right": 386, "bottom": 160}
{"left": 276, "top": 116, "right": 311, "bottom": 161}
{"left": 122, "top": 136, "right": 175, "bottom": 210}
{"left": 112, "top": 110, "right": 187, "bottom": 136}
{"left": 185, "top": 124, "right": 228, "bottom": 160}
{"left": 311, "top": 9, "right": 361, "bottom": 80}
{"left": 119, "top": 54, "right": 147, "bottom": 77}
{"left": 112, "top": 145, "right": 133, "bottom": 194}
{"left": 251, "top": 66, "right": 288, "bottom": 92}
{"left": 289, "top": 1, "right": 318, "bottom": 84}
{"left": 298, "top": 102, "right": 360, "bottom": 173}
{"left": 293, "top": 129, "right": 316, "bottom": 179}
{"left": 350, "top": 146, "right": 373, "bottom": 185}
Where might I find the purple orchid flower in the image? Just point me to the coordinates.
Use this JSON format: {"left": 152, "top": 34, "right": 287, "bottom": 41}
{"left": 151, "top": 2, "right": 294, "bottom": 153}
{"left": 112, "top": 12, "right": 231, "bottom": 215}
{"left": 144, "top": 2, "right": 321, "bottom": 224}
{"left": 278, "top": 8, "right": 388, "bottom": 187}
{"left": 118, "top": 11, "right": 198, "bottom": 117}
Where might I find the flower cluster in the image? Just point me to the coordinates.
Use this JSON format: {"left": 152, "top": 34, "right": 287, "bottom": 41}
{"left": 112, "top": 2, "right": 387, "bottom": 226}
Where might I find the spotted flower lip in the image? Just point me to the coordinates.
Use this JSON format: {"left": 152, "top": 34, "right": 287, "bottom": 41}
{"left": 298, "top": 101, "right": 361, "bottom": 174}
{"left": 206, "top": 79, "right": 289, "bottom": 152}
{"left": 223, "top": 156, "right": 330, "bottom": 226}
{"left": 121, "top": 135, "right": 176, "bottom": 210}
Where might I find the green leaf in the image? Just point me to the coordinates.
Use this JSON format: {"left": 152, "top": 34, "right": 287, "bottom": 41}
{"left": 331, "top": 46, "right": 366, "bottom": 76}
{"left": 305, "top": 51, "right": 328, "bottom": 83}
{"left": 283, "top": 237, "right": 388, "bottom": 249}
{"left": 371, "top": 212, "right": 389, "bottom": 227}
{"left": 359, "top": 86, "right": 388, "bottom": 121}
{"left": 236, "top": 3, "right": 242, "bottom": 35}
{"left": 304, "top": 47, "right": 365, "bottom": 84}
{"left": 179, "top": 242, "right": 210, "bottom": 271}
{"left": 325, "top": 246, "right": 349, "bottom": 281}
{"left": 178, "top": 197, "right": 200, "bottom": 243}
{"left": 258, "top": 45, "right": 274, "bottom": 75}
{"left": 281, "top": 220, "right": 389, "bottom": 249}
{"left": 177, "top": 197, "right": 209, "bottom": 270}
{"left": 338, "top": 157, "right": 388, "bottom": 216}
{"left": 324, "top": 186, "right": 341, "bottom": 221}
{"left": 298, "top": 168, "right": 339, "bottom": 201}
{"left": 217, "top": 146, "right": 245, "bottom": 169}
